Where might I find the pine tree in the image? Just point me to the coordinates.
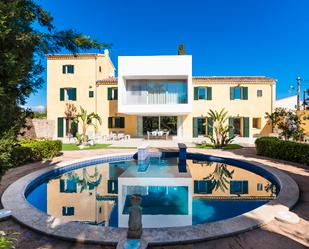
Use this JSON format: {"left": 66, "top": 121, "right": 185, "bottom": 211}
{"left": 0, "top": 0, "right": 110, "bottom": 136}
{"left": 178, "top": 44, "right": 186, "bottom": 55}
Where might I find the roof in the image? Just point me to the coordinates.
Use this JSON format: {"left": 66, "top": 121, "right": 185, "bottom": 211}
{"left": 96, "top": 76, "right": 276, "bottom": 85}
{"left": 193, "top": 76, "right": 275, "bottom": 84}
{"left": 47, "top": 53, "right": 106, "bottom": 60}
{"left": 96, "top": 77, "right": 118, "bottom": 85}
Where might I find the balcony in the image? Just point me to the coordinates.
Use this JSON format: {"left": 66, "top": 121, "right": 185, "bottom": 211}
{"left": 125, "top": 80, "right": 188, "bottom": 105}
{"left": 118, "top": 55, "right": 192, "bottom": 115}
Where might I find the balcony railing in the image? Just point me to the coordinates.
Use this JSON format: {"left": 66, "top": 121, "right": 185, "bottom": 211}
{"left": 125, "top": 80, "right": 188, "bottom": 105}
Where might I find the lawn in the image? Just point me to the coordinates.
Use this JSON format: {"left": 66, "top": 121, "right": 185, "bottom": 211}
{"left": 62, "top": 144, "right": 111, "bottom": 151}
{"left": 196, "top": 143, "right": 243, "bottom": 150}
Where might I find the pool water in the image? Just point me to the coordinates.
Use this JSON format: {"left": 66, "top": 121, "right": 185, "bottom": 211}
{"left": 26, "top": 156, "right": 277, "bottom": 228}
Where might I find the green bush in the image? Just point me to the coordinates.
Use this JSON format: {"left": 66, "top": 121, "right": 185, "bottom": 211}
{"left": 255, "top": 137, "right": 309, "bottom": 165}
{"left": 20, "top": 140, "right": 62, "bottom": 160}
{"left": 0, "top": 138, "right": 62, "bottom": 176}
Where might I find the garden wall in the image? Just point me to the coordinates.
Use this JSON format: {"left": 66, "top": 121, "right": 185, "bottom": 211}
{"left": 20, "top": 118, "right": 55, "bottom": 139}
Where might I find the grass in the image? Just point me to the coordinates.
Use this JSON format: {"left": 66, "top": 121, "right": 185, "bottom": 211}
{"left": 61, "top": 143, "right": 136, "bottom": 151}
{"left": 196, "top": 143, "right": 243, "bottom": 150}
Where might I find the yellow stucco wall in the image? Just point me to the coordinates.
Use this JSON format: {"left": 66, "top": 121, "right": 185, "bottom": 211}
{"left": 47, "top": 165, "right": 115, "bottom": 224}
{"left": 47, "top": 54, "right": 275, "bottom": 139}
{"left": 96, "top": 84, "right": 137, "bottom": 136}
{"left": 187, "top": 160, "right": 275, "bottom": 197}
{"left": 47, "top": 52, "right": 116, "bottom": 138}
{"left": 297, "top": 110, "right": 309, "bottom": 135}
{"left": 182, "top": 79, "right": 275, "bottom": 138}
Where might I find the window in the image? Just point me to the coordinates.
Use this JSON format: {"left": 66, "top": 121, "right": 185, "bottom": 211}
{"left": 108, "top": 117, "right": 125, "bottom": 128}
{"left": 230, "top": 181, "right": 248, "bottom": 194}
{"left": 198, "top": 88, "right": 206, "bottom": 99}
{"left": 60, "top": 179, "right": 77, "bottom": 193}
{"left": 234, "top": 87, "right": 241, "bottom": 99}
{"left": 89, "top": 90, "right": 94, "bottom": 98}
{"left": 194, "top": 87, "right": 212, "bottom": 100}
{"left": 257, "top": 183, "right": 263, "bottom": 191}
{"left": 197, "top": 118, "right": 206, "bottom": 135}
{"left": 60, "top": 88, "right": 77, "bottom": 101}
{"left": 99, "top": 66, "right": 102, "bottom": 72}
{"left": 62, "top": 65, "right": 74, "bottom": 74}
{"left": 62, "top": 207, "right": 74, "bottom": 216}
{"left": 193, "top": 117, "right": 206, "bottom": 137}
{"left": 230, "top": 86, "right": 248, "bottom": 100}
{"left": 253, "top": 118, "right": 261, "bottom": 129}
{"left": 257, "top": 90, "right": 263, "bottom": 97}
{"left": 194, "top": 180, "right": 212, "bottom": 194}
{"left": 107, "top": 87, "right": 118, "bottom": 100}
{"left": 108, "top": 180, "right": 118, "bottom": 194}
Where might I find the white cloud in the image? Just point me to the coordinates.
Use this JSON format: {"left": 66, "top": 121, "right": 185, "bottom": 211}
{"left": 30, "top": 105, "right": 46, "bottom": 112}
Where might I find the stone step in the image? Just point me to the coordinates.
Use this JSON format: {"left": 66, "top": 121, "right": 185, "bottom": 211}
{"left": 0, "top": 209, "right": 12, "bottom": 221}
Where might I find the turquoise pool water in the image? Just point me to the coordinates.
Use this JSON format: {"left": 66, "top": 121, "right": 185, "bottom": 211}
{"left": 26, "top": 155, "right": 277, "bottom": 228}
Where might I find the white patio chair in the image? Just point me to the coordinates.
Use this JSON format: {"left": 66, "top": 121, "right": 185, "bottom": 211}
{"left": 118, "top": 133, "right": 125, "bottom": 140}
{"left": 157, "top": 131, "right": 164, "bottom": 138}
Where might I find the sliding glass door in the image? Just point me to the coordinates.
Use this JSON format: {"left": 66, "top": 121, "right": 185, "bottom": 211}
{"left": 142, "top": 116, "right": 177, "bottom": 135}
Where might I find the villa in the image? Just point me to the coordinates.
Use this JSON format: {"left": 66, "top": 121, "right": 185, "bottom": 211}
{"left": 47, "top": 50, "right": 276, "bottom": 143}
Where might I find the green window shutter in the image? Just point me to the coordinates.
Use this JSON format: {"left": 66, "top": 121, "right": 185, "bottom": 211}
{"left": 115, "top": 118, "right": 120, "bottom": 128}
{"left": 207, "top": 87, "right": 212, "bottom": 100}
{"left": 243, "top": 181, "right": 248, "bottom": 194}
{"left": 60, "top": 179, "right": 65, "bottom": 192}
{"left": 229, "top": 117, "right": 234, "bottom": 138}
{"left": 194, "top": 180, "right": 199, "bottom": 193}
{"left": 120, "top": 117, "right": 125, "bottom": 128}
{"left": 89, "top": 90, "right": 94, "bottom": 98}
{"left": 193, "top": 117, "right": 198, "bottom": 137}
{"left": 72, "top": 88, "right": 77, "bottom": 101}
{"left": 60, "top": 88, "right": 65, "bottom": 101}
{"left": 107, "top": 88, "right": 112, "bottom": 100}
{"left": 108, "top": 117, "right": 113, "bottom": 128}
{"left": 57, "top": 117, "right": 64, "bottom": 137}
{"left": 230, "top": 87, "right": 234, "bottom": 100}
{"left": 206, "top": 180, "right": 213, "bottom": 194}
{"left": 71, "top": 65, "right": 74, "bottom": 74}
{"left": 242, "top": 87, "right": 248, "bottom": 100}
{"left": 62, "top": 65, "right": 66, "bottom": 74}
{"left": 114, "top": 88, "right": 118, "bottom": 100}
{"left": 194, "top": 87, "right": 199, "bottom": 100}
{"left": 71, "top": 121, "right": 78, "bottom": 137}
{"left": 243, "top": 117, "right": 250, "bottom": 137}
{"left": 207, "top": 117, "right": 213, "bottom": 136}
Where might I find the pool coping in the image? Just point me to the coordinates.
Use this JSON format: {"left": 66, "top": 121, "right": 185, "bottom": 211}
{"left": 1, "top": 152, "right": 299, "bottom": 248}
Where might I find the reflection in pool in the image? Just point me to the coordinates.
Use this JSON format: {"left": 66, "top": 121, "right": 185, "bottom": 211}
{"left": 26, "top": 157, "right": 277, "bottom": 228}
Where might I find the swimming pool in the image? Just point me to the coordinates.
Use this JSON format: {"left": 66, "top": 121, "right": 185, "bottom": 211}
{"left": 25, "top": 153, "right": 278, "bottom": 228}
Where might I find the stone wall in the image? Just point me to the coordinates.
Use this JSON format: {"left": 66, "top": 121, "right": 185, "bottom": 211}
{"left": 20, "top": 118, "right": 55, "bottom": 139}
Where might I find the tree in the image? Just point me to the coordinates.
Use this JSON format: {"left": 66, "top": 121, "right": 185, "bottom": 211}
{"left": 177, "top": 44, "right": 186, "bottom": 55}
{"left": 207, "top": 109, "right": 235, "bottom": 148}
{"left": 74, "top": 106, "right": 102, "bottom": 144}
{"left": 265, "top": 108, "right": 304, "bottom": 141}
{"left": 0, "top": 0, "right": 110, "bottom": 137}
{"left": 204, "top": 163, "right": 234, "bottom": 192}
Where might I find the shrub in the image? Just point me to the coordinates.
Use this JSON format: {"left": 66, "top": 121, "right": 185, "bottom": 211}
{"left": 20, "top": 140, "right": 62, "bottom": 160}
{"left": 255, "top": 137, "right": 309, "bottom": 165}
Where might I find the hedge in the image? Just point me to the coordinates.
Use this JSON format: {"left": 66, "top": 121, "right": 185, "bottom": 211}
{"left": 0, "top": 139, "right": 62, "bottom": 174}
{"left": 255, "top": 137, "right": 309, "bottom": 165}
{"left": 20, "top": 140, "right": 62, "bottom": 160}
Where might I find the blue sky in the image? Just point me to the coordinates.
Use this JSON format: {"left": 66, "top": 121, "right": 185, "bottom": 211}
{"left": 27, "top": 0, "right": 309, "bottom": 110}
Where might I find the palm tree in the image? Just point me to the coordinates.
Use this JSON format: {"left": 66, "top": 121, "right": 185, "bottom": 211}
{"left": 207, "top": 108, "right": 234, "bottom": 148}
{"left": 204, "top": 163, "right": 234, "bottom": 192}
{"left": 74, "top": 106, "right": 102, "bottom": 144}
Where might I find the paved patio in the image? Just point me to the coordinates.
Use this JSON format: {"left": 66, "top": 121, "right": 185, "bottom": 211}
{"left": 107, "top": 136, "right": 257, "bottom": 148}
{"left": 0, "top": 147, "right": 308, "bottom": 249}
